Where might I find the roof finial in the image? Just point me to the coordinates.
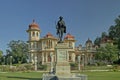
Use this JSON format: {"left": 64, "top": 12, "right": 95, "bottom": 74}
{"left": 33, "top": 19, "right": 35, "bottom": 23}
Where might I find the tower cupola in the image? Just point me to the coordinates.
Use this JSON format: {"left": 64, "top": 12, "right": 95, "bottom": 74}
{"left": 28, "top": 19, "right": 40, "bottom": 30}
{"left": 27, "top": 20, "right": 41, "bottom": 41}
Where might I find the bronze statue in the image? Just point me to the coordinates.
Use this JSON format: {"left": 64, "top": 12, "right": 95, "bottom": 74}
{"left": 56, "top": 16, "right": 66, "bottom": 43}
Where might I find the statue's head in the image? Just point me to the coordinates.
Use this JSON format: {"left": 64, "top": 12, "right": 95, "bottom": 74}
{"left": 59, "top": 16, "right": 63, "bottom": 20}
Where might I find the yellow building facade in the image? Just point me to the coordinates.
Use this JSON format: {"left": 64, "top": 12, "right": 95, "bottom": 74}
{"left": 26, "top": 20, "right": 96, "bottom": 66}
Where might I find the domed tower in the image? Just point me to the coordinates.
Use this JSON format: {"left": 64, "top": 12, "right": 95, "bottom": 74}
{"left": 64, "top": 33, "right": 75, "bottom": 49}
{"left": 26, "top": 20, "right": 40, "bottom": 66}
{"left": 27, "top": 20, "right": 40, "bottom": 41}
{"left": 85, "top": 38, "right": 93, "bottom": 50}
{"left": 64, "top": 33, "right": 76, "bottom": 62}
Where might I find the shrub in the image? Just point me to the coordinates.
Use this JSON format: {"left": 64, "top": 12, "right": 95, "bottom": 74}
{"left": 16, "top": 65, "right": 26, "bottom": 71}
{"left": 96, "top": 61, "right": 107, "bottom": 66}
{"left": 112, "top": 65, "right": 119, "bottom": 72}
{"left": 24, "top": 64, "right": 33, "bottom": 70}
{"left": 70, "top": 62, "right": 78, "bottom": 70}
{"left": 113, "top": 59, "right": 120, "bottom": 64}
{"left": 38, "top": 64, "right": 47, "bottom": 70}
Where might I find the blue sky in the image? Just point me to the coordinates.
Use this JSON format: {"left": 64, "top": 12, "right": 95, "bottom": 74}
{"left": 0, "top": 0, "right": 120, "bottom": 53}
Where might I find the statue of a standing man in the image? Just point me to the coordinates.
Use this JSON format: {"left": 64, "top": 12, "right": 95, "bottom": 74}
{"left": 56, "top": 16, "right": 66, "bottom": 43}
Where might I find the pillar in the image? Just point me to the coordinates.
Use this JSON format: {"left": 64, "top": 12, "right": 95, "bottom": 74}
{"left": 42, "top": 52, "right": 44, "bottom": 64}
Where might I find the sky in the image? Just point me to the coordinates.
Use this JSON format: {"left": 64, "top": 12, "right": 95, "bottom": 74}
{"left": 0, "top": 0, "right": 120, "bottom": 54}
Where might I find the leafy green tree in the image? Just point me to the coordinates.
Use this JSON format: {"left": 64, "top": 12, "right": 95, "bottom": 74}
{"left": 95, "top": 43, "right": 118, "bottom": 64}
{"left": 94, "top": 37, "right": 101, "bottom": 46}
{"left": 7, "top": 40, "right": 28, "bottom": 64}
{"left": 94, "top": 32, "right": 107, "bottom": 46}
{"left": 108, "top": 15, "right": 120, "bottom": 42}
{"left": 108, "top": 25, "right": 116, "bottom": 39}
{"left": 0, "top": 50, "right": 3, "bottom": 58}
{"left": 118, "top": 38, "right": 120, "bottom": 50}
{"left": 101, "top": 32, "right": 107, "bottom": 38}
{"left": 0, "top": 50, "right": 3, "bottom": 64}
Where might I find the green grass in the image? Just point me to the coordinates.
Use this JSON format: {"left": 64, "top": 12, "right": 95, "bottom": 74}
{"left": 0, "top": 71, "right": 120, "bottom": 80}
{"left": 82, "top": 71, "right": 120, "bottom": 80}
{"left": 0, "top": 72, "right": 43, "bottom": 80}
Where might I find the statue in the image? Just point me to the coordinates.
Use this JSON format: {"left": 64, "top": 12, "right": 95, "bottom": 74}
{"left": 56, "top": 16, "right": 66, "bottom": 43}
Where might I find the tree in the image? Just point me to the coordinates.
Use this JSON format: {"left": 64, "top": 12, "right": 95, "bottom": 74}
{"left": 108, "top": 25, "right": 116, "bottom": 40}
{"left": 101, "top": 32, "right": 107, "bottom": 38}
{"left": 118, "top": 38, "right": 120, "bottom": 50}
{"left": 108, "top": 15, "right": 120, "bottom": 42}
{"left": 94, "top": 37, "right": 101, "bottom": 46}
{"left": 7, "top": 40, "right": 28, "bottom": 64}
{"left": 0, "top": 50, "right": 3, "bottom": 64}
{"left": 0, "top": 50, "right": 3, "bottom": 58}
{"left": 95, "top": 43, "right": 118, "bottom": 64}
{"left": 94, "top": 32, "right": 108, "bottom": 46}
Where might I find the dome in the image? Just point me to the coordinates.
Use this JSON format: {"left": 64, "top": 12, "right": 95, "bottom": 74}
{"left": 46, "top": 32, "right": 53, "bottom": 37}
{"left": 44, "top": 32, "right": 55, "bottom": 38}
{"left": 29, "top": 20, "right": 40, "bottom": 30}
{"left": 86, "top": 38, "right": 92, "bottom": 43}
{"left": 64, "top": 33, "right": 74, "bottom": 39}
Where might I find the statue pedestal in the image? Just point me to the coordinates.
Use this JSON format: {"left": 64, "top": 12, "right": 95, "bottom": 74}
{"left": 55, "top": 43, "right": 70, "bottom": 77}
{"left": 42, "top": 42, "right": 87, "bottom": 80}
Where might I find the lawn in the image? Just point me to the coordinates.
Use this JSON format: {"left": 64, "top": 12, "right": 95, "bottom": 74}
{"left": 82, "top": 71, "right": 120, "bottom": 80}
{"left": 0, "top": 72, "right": 43, "bottom": 80}
{"left": 0, "top": 71, "right": 120, "bottom": 80}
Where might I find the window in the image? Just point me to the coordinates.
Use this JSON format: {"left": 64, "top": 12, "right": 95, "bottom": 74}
{"left": 32, "top": 32, "right": 35, "bottom": 37}
{"left": 36, "top": 32, "right": 39, "bottom": 37}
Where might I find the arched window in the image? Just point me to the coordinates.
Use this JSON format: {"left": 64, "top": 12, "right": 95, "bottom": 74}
{"left": 36, "top": 32, "right": 39, "bottom": 37}
{"left": 69, "top": 42, "right": 72, "bottom": 48}
{"left": 32, "top": 32, "right": 35, "bottom": 37}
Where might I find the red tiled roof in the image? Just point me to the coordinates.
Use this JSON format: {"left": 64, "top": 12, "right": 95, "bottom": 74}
{"left": 44, "top": 32, "right": 55, "bottom": 38}
{"left": 46, "top": 32, "right": 53, "bottom": 37}
{"left": 64, "top": 33, "right": 74, "bottom": 39}
{"left": 29, "top": 20, "right": 40, "bottom": 30}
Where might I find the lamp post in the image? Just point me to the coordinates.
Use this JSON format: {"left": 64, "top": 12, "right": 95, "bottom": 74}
{"left": 78, "top": 55, "right": 81, "bottom": 71}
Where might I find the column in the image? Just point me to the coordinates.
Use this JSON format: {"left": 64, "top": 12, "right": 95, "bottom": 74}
{"left": 31, "top": 53, "right": 34, "bottom": 63}
{"left": 42, "top": 52, "right": 44, "bottom": 64}
{"left": 50, "top": 52, "right": 54, "bottom": 73}
{"left": 46, "top": 52, "right": 48, "bottom": 63}
{"left": 72, "top": 53, "right": 75, "bottom": 62}
{"left": 54, "top": 52, "right": 56, "bottom": 62}
{"left": 34, "top": 53, "right": 37, "bottom": 71}
{"left": 67, "top": 51, "right": 69, "bottom": 61}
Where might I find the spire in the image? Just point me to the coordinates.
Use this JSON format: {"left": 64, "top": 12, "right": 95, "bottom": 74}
{"left": 28, "top": 19, "right": 40, "bottom": 30}
{"left": 33, "top": 19, "right": 35, "bottom": 23}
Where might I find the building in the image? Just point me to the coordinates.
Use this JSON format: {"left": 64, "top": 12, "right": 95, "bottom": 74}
{"left": 26, "top": 20, "right": 96, "bottom": 66}
{"left": 26, "top": 20, "right": 76, "bottom": 65}
{"left": 75, "top": 38, "right": 96, "bottom": 65}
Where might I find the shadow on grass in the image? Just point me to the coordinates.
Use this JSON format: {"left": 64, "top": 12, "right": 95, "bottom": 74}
{"left": 7, "top": 76, "right": 42, "bottom": 80}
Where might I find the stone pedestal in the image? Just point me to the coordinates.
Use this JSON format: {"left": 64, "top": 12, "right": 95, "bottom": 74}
{"left": 42, "top": 42, "right": 87, "bottom": 80}
{"left": 55, "top": 43, "right": 70, "bottom": 77}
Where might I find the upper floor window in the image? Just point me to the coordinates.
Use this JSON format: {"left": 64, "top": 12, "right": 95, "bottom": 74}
{"left": 32, "top": 32, "right": 35, "bottom": 37}
{"left": 36, "top": 32, "right": 39, "bottom": 37}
